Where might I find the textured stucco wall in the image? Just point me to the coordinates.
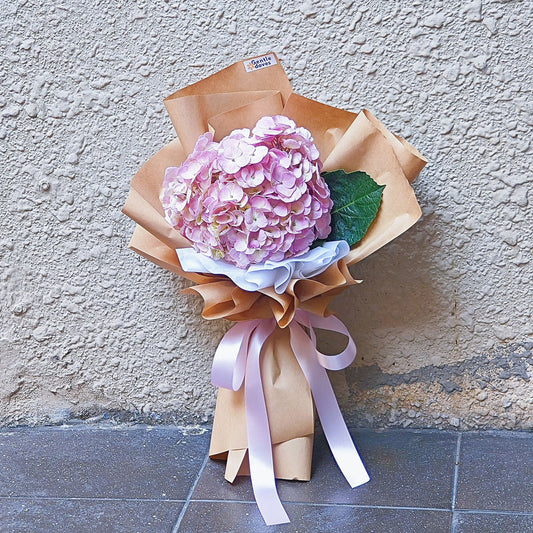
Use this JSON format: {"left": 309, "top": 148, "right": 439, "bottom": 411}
{"left": 1, "top": 0, "right": 531, "bottom": 430}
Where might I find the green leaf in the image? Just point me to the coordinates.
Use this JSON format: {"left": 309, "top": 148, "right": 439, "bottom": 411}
{"left": 321, "top": 170, "right": 385, "bottom": 247}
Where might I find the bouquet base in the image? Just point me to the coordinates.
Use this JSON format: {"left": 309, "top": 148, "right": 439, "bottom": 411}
{"left": 208, "top": 325, "right": 315, "bottom": 482}
{"left": 212, "top": 435, "right": 314, "bottom": 482}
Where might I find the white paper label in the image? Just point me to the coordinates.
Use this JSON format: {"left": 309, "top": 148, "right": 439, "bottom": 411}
{"left": 244, "top": 54, "right": 277, "bottom": 73}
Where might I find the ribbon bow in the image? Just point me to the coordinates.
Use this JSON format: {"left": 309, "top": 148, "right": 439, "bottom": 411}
{"left": 211, "top": 310, "right": 370, "bottom": 525}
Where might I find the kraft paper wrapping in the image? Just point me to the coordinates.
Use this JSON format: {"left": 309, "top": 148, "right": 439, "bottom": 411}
{"left": 122, "top": 52, "right": 427, "bottom": 482}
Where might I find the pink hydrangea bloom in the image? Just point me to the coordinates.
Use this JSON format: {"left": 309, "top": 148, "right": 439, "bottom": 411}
{"left": 160, "top": 115, "right": 333, "bottom": 269}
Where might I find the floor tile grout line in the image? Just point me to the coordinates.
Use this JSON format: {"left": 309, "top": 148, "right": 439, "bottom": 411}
{"left": 2, "top": 494, "right": 531, "bottom": 517}
{"left": 454, "top": 509, "right": 533, "bottom": 517}
{"left": 450, "top": 512, "right": 459, "bottom": 533}
{"left": 171, "top": 453, "right": 209, "bottom": 533}
{"left": 188, "top": 499, "right": 452, "bottom": 512}
{"left": 450, "top": 432, "right": 462, "bottom": 533}
{"left": 0, "top": 496, "right": 187, "bottom": 503}
{"left": 0, "top": 424, "right": 212, "bottom": 432}
{"left": 451, "top": 432, "right": 462, "bottom": 511}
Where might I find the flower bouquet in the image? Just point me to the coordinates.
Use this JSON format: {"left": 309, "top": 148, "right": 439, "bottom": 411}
{"left": 123, "top": 52, "right": 426, "bottom": 525}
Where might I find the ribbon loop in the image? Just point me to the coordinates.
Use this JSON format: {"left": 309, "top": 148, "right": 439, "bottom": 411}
{"left": 295, "top": 310, "right": 357, "bottom": 371}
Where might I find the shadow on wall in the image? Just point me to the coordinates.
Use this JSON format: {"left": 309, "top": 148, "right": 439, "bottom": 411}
{"left": 322, "top": 214, "right": 450, "bottom": 371}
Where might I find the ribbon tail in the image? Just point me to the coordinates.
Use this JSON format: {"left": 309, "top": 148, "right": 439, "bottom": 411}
{"left": 245, "top": 320, "right": 290, "bottom": 525}
{"left": 290, "top": 322, "right": 370, "bottom": 488}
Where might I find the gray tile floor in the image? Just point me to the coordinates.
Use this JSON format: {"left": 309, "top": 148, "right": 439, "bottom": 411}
{"left": 0, "top": 426, "right": 531, "bottom": 532}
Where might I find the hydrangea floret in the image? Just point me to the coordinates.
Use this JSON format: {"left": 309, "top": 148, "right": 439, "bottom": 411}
{"left": 160, "top": 115, "right": 333, "bottom": 269}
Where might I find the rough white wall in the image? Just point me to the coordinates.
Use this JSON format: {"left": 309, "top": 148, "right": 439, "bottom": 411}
{"left": 1, "top": 0, "right": 531, "bottom": 429}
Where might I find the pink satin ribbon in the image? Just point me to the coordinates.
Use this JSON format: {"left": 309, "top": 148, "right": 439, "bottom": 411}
{"left": 211, "top": 311, "right": 370, "bottom": 525}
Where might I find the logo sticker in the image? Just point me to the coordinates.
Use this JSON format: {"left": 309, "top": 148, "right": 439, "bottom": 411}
{"left": 244, "top": 54, "right": 277, "bottom": 73}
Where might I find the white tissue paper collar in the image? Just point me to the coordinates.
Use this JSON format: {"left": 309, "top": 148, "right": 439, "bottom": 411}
{"left": 176, "top": 241, "right": 350, "bottom": 294}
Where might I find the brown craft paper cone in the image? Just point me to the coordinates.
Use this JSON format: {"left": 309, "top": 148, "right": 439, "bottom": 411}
{"left": 122, "top": 52, "right": 427, "bottom": 482}
{"left": 210, "top": 326, "right": 314, "bottom": 482}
